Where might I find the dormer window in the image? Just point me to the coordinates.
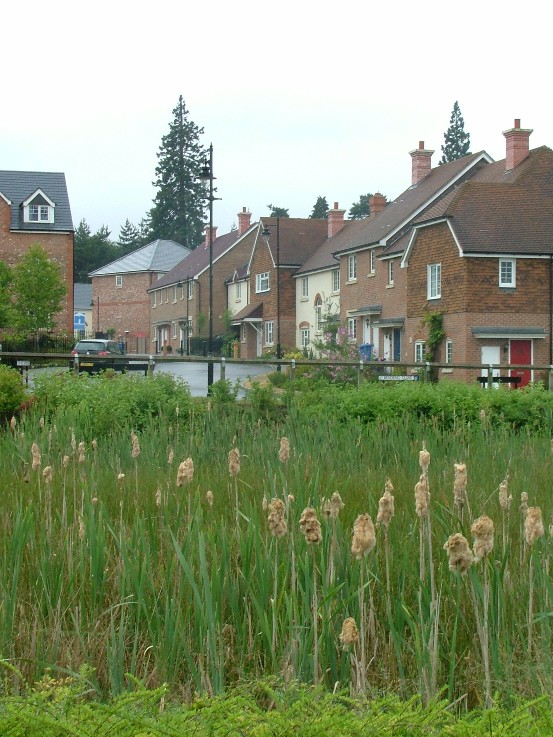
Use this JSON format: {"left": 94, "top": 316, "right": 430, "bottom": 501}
{"left": 23, "top": 189, "right": 55, "bottom": 224}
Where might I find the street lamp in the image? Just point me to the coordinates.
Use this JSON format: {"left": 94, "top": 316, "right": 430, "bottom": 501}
{"left": 199, "top": 144, "right": 217, "bottom": 391}
{"left": 262, "top": 218, "right": 281, "bottom": 370}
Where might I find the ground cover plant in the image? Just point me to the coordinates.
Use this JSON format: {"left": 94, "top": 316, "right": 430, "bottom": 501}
{"left": 1, "top": 372, "right": 553, "bottom": 728}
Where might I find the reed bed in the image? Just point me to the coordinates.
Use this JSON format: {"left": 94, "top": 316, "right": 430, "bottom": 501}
{"left": 1, "top": 405, "right": 552, "bottom": 708}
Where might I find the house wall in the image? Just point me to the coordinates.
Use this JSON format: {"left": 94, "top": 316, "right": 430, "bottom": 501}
{"left": 0, "top": 199, "right": 74, "bottom": 331}
{"left": 227, "top": 279, "right": 249, "bottom": 316}
{"left": 295, "top": 270, "right": 340, "bottom": 353}
{"left": 92, "top": 272, "right": 154, "bottom": 351}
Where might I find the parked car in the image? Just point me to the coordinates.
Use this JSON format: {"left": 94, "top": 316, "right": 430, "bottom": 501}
{"left": 71, "top": 339, "right": 129, "bottom": 374}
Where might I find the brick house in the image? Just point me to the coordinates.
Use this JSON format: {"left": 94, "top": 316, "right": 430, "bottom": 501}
{"left": 0, "top": 170, "right": 74, "bottom": 331}
{"left": 402, "top": 120, "right": 553, "bottom": 387}
{"left": 149, "top": 208, "right": 255, "bottom": 354}
{"left": 232, "top": 217, "right": 328, "bottom": 358}
{"left": 89, "top": 240, "right": 190, "bottom": 353}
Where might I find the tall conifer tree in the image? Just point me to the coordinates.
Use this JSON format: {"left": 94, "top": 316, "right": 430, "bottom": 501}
{"left": 440, "top": 102, "right": 471, "bottom": 163}
{"left": 310, "top": 195, "right": 329, "bottom": 219}
{"left": 149, "top": 96, "right": 206, "bottom": 248}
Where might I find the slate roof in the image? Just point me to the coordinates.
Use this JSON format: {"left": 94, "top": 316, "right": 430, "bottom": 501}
{"left": 89, "top": 240, "right": 191, "bottom": 276}
{"left": 412, "top": 146, "right": 553, "bottom": 255}
{"left": 152, "top": 229, "right": 245, "bottom": 288}
{"left": 0, "top": 170, "right": 73, "bottom": 231}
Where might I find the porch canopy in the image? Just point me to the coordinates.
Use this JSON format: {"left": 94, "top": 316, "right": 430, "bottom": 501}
{"left": 231, "top": 302, "right": 264, "bottom": 329}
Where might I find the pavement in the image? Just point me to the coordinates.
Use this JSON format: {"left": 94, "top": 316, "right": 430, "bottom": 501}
{"left": 156, "top": 360, "right": 273, "bottom": 397}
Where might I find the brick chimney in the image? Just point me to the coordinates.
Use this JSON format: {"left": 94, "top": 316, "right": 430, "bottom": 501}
{"left": 327, "top": 202, "right": 346, "bottom": 238}
{"left": 503, "top": 119, "right": 533, "bottom": 171}
{"left": 409, "top": 141, "right": 434, "bottom": 185}
{"left": 204, "top": 224, "right": 218, "bottom": 247}
{"left": 237, "top": 206, "right": 251, "bottom": 235}
{"left": 369, "top": 192, "right": 386, "bottom": 216}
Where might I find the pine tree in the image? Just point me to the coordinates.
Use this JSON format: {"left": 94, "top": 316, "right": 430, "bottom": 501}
{"left": 440, "top": 101, "right": 471, "bottom": 163}
{"left": 118, "top": 219, "right": 142, "bottom": 253}
{"left": 74, "top": 219, "right": 118, "bottom": 282}
{"left": 267, "top": 204, "right": 289, "bottom": 217}
{"left": 310, "top": 196, "right": 329, "bottom": 219}
{"left": 149, "top": 96, "right": 207, "bottom": 248}
{"left": 348, "top": 194, "right": 372, "bottom": 220}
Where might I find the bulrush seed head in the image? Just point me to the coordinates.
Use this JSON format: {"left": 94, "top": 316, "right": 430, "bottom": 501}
{"left": 278, "top": 437, "right": 290, "bottom": 464}
{"left": 31, "top": 442, "right": 41, "bottom": 471}
{"left": 228, "top": 448, "right": 240, "bottom": 477}
{"left": 117, "top": 473, "right": 125, "bottom": 483}
{"left": 415, "top": 474, "right": 430, "bottom": 518}
{"left": 444, "top": 533, "right": 473, "bottom": 574}
{"left": 385, "top": 477, "right": 394, "bottom": 494}
{"left": 177, "top": 458, "right": 194, "bottom": 486}
{"left": 206, "top": 490, "right": 214, "bottom": 507}
{"left": 299, "top": 507, "right": 322, "bottom": 544}
{"left": 78, "top": 442, "right": 85, "bottom": 464}
{"left": 329, "top": 491, "right": 345, "bottom": 519}
{"left": 498, "top": 476, "right": 512, "bottom": 511}
{"left": 155, "top": 488, "right": 162, "bottom": 507}
{"left": 91, "top": 439, "right": 98, "bottom": 452}
{"left": 62, "top": 455, "right": 70, "bottom": 469}
{"left": 471, "top": 515, "right": 494, "bottom": 561}
{"left": 377, "top": 486, "right": 395, "bottom": 528}
{"left": 268, "top": 498, "right": 287, "bottom": 538}
{"left": 351, "top": 513, "right": 376, "bottom": 559}
{"left": 520, "top": 492, "right": 529, "bottom": 518}
{"left": 339, "top": 617, "right": 359, "bottom": 648}
{"left": 131, "top": 432, "right": 140, "bottom": 459}
{"left": 524, "top": 506, "right": 545, "bottom": 546}
{"left": 42, "top": 466, "right": 53, "bottom": 484}
{"left": 9, "top": 417, "right": 16, "bottom": 432}
{"left": 453, "top": 462, "right": 467, "bottom": 509}
{"left": 419, "top": 442, "right": 430, "bottom": 475}
{"left": 168, "top": 449, "right": 174, "bottom": 465}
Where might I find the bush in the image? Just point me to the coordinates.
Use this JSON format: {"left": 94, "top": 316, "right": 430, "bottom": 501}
{"left": 0, "top": 364, "right": 26, "bottom": 421}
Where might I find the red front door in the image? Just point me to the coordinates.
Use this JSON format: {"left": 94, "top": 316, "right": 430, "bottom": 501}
{"left": 509, "top": 340, "right": 531, "bottom": 388}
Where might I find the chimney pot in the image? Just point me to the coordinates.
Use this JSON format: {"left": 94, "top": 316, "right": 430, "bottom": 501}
{"left": 410, "top": 142, "right": 434, "bottom": 185}
{"left": 237, "top": 207, "right": 252, "bottom": 235}
{"left": 327, "top": 202, "right": 346, "bottom": 238}
{"left": 503, "top": 119, "right": 533, "bottom": 170}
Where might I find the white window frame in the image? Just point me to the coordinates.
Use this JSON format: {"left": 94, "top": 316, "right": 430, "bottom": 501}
{"left": 427, "top": 263, "right": 441, "bottom": 299}
{"left": 348, "top": 254, "right": 357, "bottom": 281}
{"left": 236, "top": 282, "right": 242, "bottom": 300}
{"left": 165, "top": 288, "right": 169, "bottom": 303}
{"left": 256, "top": 272, "right": 270, "bottom": 293}
{"left": 240, "top": 323, "right": 246, "bottom": 342}
{"left": 332, "top": 268, "right": 340, "bottom": 293}
{"left": 315, "top": 297, "right": 323, "bottom": 332}
{"left": 388, "top": 259, "right": 395, "bottom": 286}
{"left": 499, "top": 258, "right": 516, "bottom": 288}
{"left": 347, "top": 317, "right": 357, "bottom": 340}
{"left": 187, "top": 281, "right": 193, "bottom": 299}
{"left": 446, "top": 338, "right": 453, "bottom": 364}
{"left": 152, "top": 291, "right": 157, "bottom": 308}
{"left": 370, "top": 250, "right": 375, "bottom": 274}
{"left": 300, "top": 328, "right": 310, "bottom": 348}
{"left": 265, "top": 320, "right": 274, "bottom": 345}
{"left": 23, "top": 191, "right": 55, "bottom": 224}
{"left": 415, "top": 340, "right": 426, "bottom": 363}
{"left": 301, "top": 277, "right": 309, "bottom": 299}
{"left": 172, "top": 322, "right": 177, "bottom": 339}
{"left": 115, "top": 275, "right": 123, "bottom": 288}
{"left": 173, "top": 286, "right": 178, "bottom": 303}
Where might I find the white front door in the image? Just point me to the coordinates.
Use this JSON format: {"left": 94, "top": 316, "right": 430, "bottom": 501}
{"left": 372, "top": 327, "right": 380, "bottom": 357}
{"left": 256, "top": 328, "right": 262, "bottom": 357}
{"left": 481, "top": 346, "right": 500, "bottom": 388}
{"left": 363, "top": 319, "right": 371, "bottom": 344}
{"left": 383, "top": 333, "right": 391, "bottom": 361}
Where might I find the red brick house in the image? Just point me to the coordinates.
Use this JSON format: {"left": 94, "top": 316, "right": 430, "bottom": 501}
{"left": 0, "top": 170, "right": 74, "bottom": 331}
{"left": 232, "top": 217, "right": 328, "bottom": 358}
{"left": 402, "top": 120, "right": 553, "bottom": 386}
{"left": 89, "top": 240, "right": 191, "bottom": 353}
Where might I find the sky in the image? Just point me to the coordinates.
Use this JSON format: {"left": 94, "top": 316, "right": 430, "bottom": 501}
{"left": 1, "top": 0, "right": 550, "bottom": 240}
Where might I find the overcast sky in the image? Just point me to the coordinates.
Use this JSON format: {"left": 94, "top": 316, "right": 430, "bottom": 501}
{"left": 1, "top": 0, "right": 550, "bottom": 240}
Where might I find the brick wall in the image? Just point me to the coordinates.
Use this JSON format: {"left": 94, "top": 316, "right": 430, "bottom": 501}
{"left": 93, "top": 272, "right": 153, "bottom": 345}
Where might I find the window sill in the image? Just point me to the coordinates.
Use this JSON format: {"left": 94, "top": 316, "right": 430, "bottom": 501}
{"left": 427, "top": 295, "right": 441, "bottom": 301}
{"left": 386, "top": 283, "right": 394, "bottom": 289}
{"left": 300, "top": 297, "right": 308, "bottom": 302}
{"left": 346, "top": 279, "right": 357, "bottom": 285}
{"left": 367, "top": 272, "right": 375, "bottom": 278}
{"left": 441, "top": 368, "right": 453, "bottom": 374}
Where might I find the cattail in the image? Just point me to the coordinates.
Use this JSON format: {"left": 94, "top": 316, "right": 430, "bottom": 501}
{"left": 228, "top": 447, "right": 240, "bottom": 477}
{"left": 288, "top": 494, "right": 294, "bottom": 503}
{"left": 78, "top": 442, "right": 85, "bottom": 464}
{"left": 520, "top": 492, "right": 529, "bottom": 518}
{"left": 499, "top": 476, "right": 512, "bottom": 511}
{"left": 9, "top": 416, "right": 16, "bottom": 432}
{"left": 524, "top": 507, "right": 545, "bottom": 546}
{"left": 117, "top": 473, "right": 125, "bottom": 483}
{"left": 177, "top": 458, "right": 194, "bottom": 486}
{"left": 168, "top": 448, "right": 174, "bottom": 465}
{"left": 91, "top": 496, "right": 98, "bottom": 505}
{"left": 62, "top": 455, "right": 70, "bottom": 468}
{"left": 91, "top": 439, "right": 98, "bottom": 452}
{"left": 262, "top": 494, "right": 268, "bottom": 511}
{"left": 549, "top": 513, "right": 553, "bottom": 538}
{"left": 71, "top": 430, "right": 76, "bottom": 453}
{"left": 443, "top": 533, "right": 473, "bottom": 574}
{"left": 471, "top": 515, "right": 494, "bottom": 561}
{"left": 415, "top": 474, "right": 430, "bottom": 518}
{"left": 131, "top": 432, "right": 140, "bottom": 459}
{"left": 42, "top": 466, "right": 53, "bottom": 484}
{"left": 278, "top": 437, "right": 290, "bottom": 463}
{"left": 78, "top": 516, "right": 85, "bottom": 540}
{"left": 299, "top": 507, "right": 322, "bottom": 544}
{"left": 329, "top": 491, "right": 345, "bottom": 519}
{"left": 377, "top": 485, "right": 395, "bottom": 528}
{"left": 39, "top": 416, "right": 45, "bottom": 429}
{"left": 351, "top": 513, "right": 376, "bottom": 559}
{"left": 480, "top": 409, "right": 486, "bottom": 423}
{"left": 155, "top": 488, "right": 162, "bottom": 507}
{"left": 385, "top": 477, "right": 394, "bottom": 494}
{"left": 31, "top": 442, "right": 41, "bottom": 470}
{"left": 206, "top": 490, "right": 214, "bottom": 507}
{"left": 175, "top": 405, "right": 180, "bottom": 418}
{"left": 453, "top": 462, "right": 467, "bottom": 509}
{"left": 268, "top": 498, "right": 287, "bottom": 538}
{"left": 339, "top": 617, "right": 359, "bottom": 648}
{"left": 419, "top": 442, "right": 430, "bottom": 475}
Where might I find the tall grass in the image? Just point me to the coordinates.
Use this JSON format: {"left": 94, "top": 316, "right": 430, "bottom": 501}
{"left": 0, "top": 400, "right": 552, "bottom": 708}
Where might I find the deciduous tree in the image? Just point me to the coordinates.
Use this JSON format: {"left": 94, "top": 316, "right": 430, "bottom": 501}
{"left": 11, "top": 245, "right": 66, "bottom": 332}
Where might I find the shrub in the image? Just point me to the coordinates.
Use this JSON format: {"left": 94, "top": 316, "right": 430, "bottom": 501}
{"left": 0, "top": 364, "right": 26, "bottom": 421}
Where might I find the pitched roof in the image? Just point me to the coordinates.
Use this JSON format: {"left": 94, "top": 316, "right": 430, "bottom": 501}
{"left": 0, "top": 170, "right": 73, "bottom": 231}
{"left": 153, "top": 228, "right": 247, "bottom": 288}
{"left": 89, "top": 240, "right": 191, "bottom": 276}
{"left": 256, "top": 217, "right": 329, "bottom": 268}
{"left": 412, "top": 147, "right": 553, "bottom": 255}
